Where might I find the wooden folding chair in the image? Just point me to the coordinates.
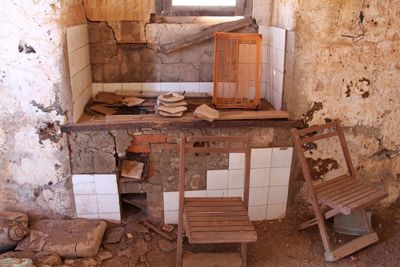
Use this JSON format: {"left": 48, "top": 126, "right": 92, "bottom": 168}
{"left": 176, "top": 134, "right": 257, "bottom": 267}
{"left": 291, "top": 120, "right": 387, "bottom": 261}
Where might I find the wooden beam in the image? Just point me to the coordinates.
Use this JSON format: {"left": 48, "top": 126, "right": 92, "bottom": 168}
{"left": 159, "top": 17, "right": 255, "bottom": 54}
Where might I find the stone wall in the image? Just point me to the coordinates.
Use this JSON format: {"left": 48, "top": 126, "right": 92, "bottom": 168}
{"left": 261, "top": 0, "right": 400, "bottom": 205}
{"left": 67, "top": 127, "right": 295, "bottom": 222}
{"left": 0, "top": 0, "right": 86, "bottom": 218}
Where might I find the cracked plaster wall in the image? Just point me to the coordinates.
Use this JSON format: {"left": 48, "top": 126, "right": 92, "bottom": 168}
{"left": 263, "top": 0, "right": 400, "bottom": 205}
{"left": 0, "top": 0, "right": 86, "bottom": 218}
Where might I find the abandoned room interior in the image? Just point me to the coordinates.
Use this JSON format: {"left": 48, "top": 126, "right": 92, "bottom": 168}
{"left": 0, "top": 0, "right": 399, "bottom": 266}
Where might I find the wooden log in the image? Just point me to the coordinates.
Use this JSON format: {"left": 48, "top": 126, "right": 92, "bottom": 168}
{"left": 159, "top": 17, "right": 255, "bottom": 54}
{"left": 143, "top": 221, "right": 175, "bottom": 241}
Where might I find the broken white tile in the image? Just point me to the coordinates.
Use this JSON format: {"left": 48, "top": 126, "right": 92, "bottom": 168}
{"left": 103, "top": 83, "right": 122, "bottom": 92}
{"left": 228, "top": 189, "right": 244, "bottom": 199}
{"left": 181, "top": 82, "right": 199, "bottom": 93}
{"left": 249, "top": 205, "right": 267, "bottom": 221}
{"left": 268, "top": 186, "right": 289, "bottom": 204}
{"left": 249, "top": 187, "right": 269, "bottom": 206}
{"left": 267, "top": 203, "right": 287, "bottom": 220}
{"left": 229, "top": 153, "right": 245, "bottom": 169}
{"left": 271, "top": 147, "right": 293, "bottom": 167}
{"left": 228, "top": 169, "right": 244, "bottom": 189}
{"left": 72, "top": 175, "right": 96, "bottom": 195}
{"left": 97, "top": 194, "right": 120, "bottom": 213}
{"left": 163, "top": 191, "right": 179, "bottom": 211}
{"left": 142, "top": 83, "right": 161, "bottom": 91}
{"left": 160, "top": 82, "right": 181, "bottom": 92}
{"left": 271, "top": 27, "right": 286, "bottom": 52}
{"left": 269, "top": 167, "right": 291, "bottom": 186}
{"left": 251, "top": 148, "right": 272, "bottom": 168}
{"left": 76, "top": 213, "right": 99, "bottom": 219}
{"left": 185, "top": 190, "right": 207, "bottom": 197}
{"left": 74, "top": 195, "right": 98, "bottom": 214}
{"left": 92, "top": 83, "right": 103, "bottom": 96}
{"left": 94, "top": 174, "right": 118, "bottom": 195}
{"left": 99, "top": 213, "right": 121, "bottom": 221}
{"left": 123, "top": 83, "right": 142, "bottom": 91}
{"left": 164, "top": 210, "right": 178, "bottom": 224}
{"left": 199, "top": 82, "right": 213, "bottom": 95}
{"left": 250, "top": 168, "right": 270, "bottom": 188}
{"left": 207, "top": 170, "right": 229, "bottom": 190}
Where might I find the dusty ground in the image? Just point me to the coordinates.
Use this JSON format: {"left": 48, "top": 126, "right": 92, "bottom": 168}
{"left": 1, "top": 202, "right": 399, "bottom": 266}
{"left": 102, "top": 201, "right": 400, "bottom": 267}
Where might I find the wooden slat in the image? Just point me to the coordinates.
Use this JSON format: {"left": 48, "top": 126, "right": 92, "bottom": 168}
{"left": 318, "top": 180, "right": 360, "bottom": 197}
{"left": 186, "top": 211, "right": 248, "bottom": 217}
{"left": 189, "top": 231, "right": 257, "bottom": 244}
{"left": 188, "top": 221, "right": 252, "bottom": 227}
{"left": 324, "top": 233, "right": 378, "bottom": 262}
{"left": 187, "top": 216, "right": 249, "bottom": 222}
{"left": 327, "top": 184, "right": 373, "bottom": 202}
{"left": 185, "top": 197, "right": 242, "bottom": 202}
{"left": 341, "top": 188, "right": 382, "bottom": 206}
{"left": 300, "top": 130, "right": 338, "bottom": 144}
{"left": 218, "top": 110, "right": 290, "bottom": 120}
{"left": 295, "top": 121, "right": 336, "bottom": 136}
{"left": 190, "top": 225, "right": 255, "bottom": 232}
{"left": 185, "top": 206, "right": 246, "bottom": 212}
{"left": 185, "top": 201, "right": 244, "bottom": 207}
{"left": 314, "top": 175, "right": 351, "bottom": 190}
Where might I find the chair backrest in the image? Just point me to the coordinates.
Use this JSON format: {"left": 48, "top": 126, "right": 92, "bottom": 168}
{"left": 291, "top": 120, "right": 357, "bottom": 189}
{"left": 178, "top": 134, "right": 252, "bottom": 207}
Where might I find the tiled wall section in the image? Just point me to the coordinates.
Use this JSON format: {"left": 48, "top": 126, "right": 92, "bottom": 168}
{"left": 164, "top": 147, "right": 293, "bottom": 224}
{"left": 67, "top": 24, "right": 92, "bottom": 123}
{"left": 259, "top": 26, "right": 286, "bottom": 110}
{"left": 92, "top": 82, "right": 214, "bottom": 96}
{"left": 72, "top": 174, "right": 121, "bottom": 221}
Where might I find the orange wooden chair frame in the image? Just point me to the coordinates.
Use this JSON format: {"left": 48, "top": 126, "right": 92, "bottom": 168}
{"left": 291, "top": 120, "right": 387, "bottom": 261}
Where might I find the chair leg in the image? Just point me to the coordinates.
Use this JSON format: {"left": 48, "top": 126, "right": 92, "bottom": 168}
{"left": 176, "top": 228, "right": 183, "bottom": 267}
{"left": 311, "top": 204, "right": 333, "bottom": 254}
{"left": 241, "top": 243, "right": 247, "bottom": 267}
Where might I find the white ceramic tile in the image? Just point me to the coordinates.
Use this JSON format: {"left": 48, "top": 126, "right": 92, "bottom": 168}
{"left": 92, "top": 83, "right": 103, "bottom": 96}
{"left": 271, "top": 27, "right": 286, "bottom": 52}
{"left": 94, "top": 174, "right": 118, "bottom": 195}
{"left": 271, "top": 147, "right": 293, "bottom": 167}
{"left": 99, "top": 213, "right": 121, "bottom": 221}
{"left": 262, "top": 45, "right": 269, "bottom": 64}
{"left": 272, "top": 90, "right": 282, "bottom": 111}
{"left": 260, "top": 82, "right": 267, "bottom": 99}
{"left": 185, "top": 190, "right": 207, "bottom": 197}
{"left": 181, "top": 82, "right": 200, "bottom": 93}
{"left": 199, "top": 82, "right": 213, "bottom": 95}
{"left": 72, "top": 175, "right": 96, "bottom": 195}
{"left": 261, "top": 64, "right": 268, "bottom": 82}
{"left": 268, "top": 186, "right": 289, "bottom": 204}
{"left": 160, "top": 82, "right": 181, "bottom": 92}
{"left": 249, "top": 205, "right": 267, "bottom": 221}
{"left": 228, "top": 169, "right": 244, "bottom": 189}
{"left": 76, "top": 213, "right": 99, "bottom": 219}
{"left": 164, "top": 210, "right": 178, "bottom": 224}
{"left": 250, "top": 168, "right": 270, "bottom": 188}
{"left": 267, "top": 204, "right": 287, "bottom": 220}
{"left": 67, "top": 24, "right": 89, "bottom": 53}
{"left": 163, "top": 191, "right": 179, "bottom": 211}
{"left": 272, "top": 69, "right": 284, "bottom": 95}
{"left": 68, "top": 46, "right": 87, "bottom": 78}
{"left": 72, "top": 85, "right": 92, "bottom": 123}
{"left": 229, "top": 153, "right": 245, "bottom": 169}
{"left": 272, "top": 48, "right": 285, "bottom": 73}
{"left": 97, "top": 194, "right": 120, "bottom": 213}
{"left": 249, "top": 187, "right": 269, "bottom": 206}
{"left": 251, "top": 148, "right": 272, "bottom": 168}
{"left": 207, "top": 170, "right": 229, "bottom": 190}
{"left": 74, "top": 195, "right": 98, "bottom": 214}
{"left": 259, "top": 26, "right": 271, "bottom": 46}
{"left": 228, "top": 189, "right": 244, "bottom": 199}
{"left": 70, "top": 65, "right": 92, "bottom": 101}
{"left": 270, "top": 167, "right": 291, "bottom": 186}
{"left": 103, "top": 83, "right": 122, "bottom": 92}
{"left": 123, "top": 83, "right": 142, "bottom": 91}
{"left": 206, "top": 189, "right": 228, "bottom": 197}
{"left": 142, "top": 83, "right": 161, "bottom": 91}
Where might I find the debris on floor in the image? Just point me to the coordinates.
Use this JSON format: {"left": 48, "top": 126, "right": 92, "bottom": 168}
{"left": 0, "top": 212, "right": 29, "bottom": 253}
{"left": 193, "top": 104, "right": 220, "bottom": 122}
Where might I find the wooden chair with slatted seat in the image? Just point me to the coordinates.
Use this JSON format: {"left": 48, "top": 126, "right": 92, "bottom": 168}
{"left": 176, "top": 134, "right": 257, "bottom": 267}
{"left": 291, "top": 120, "right": 387, "bottom": 262}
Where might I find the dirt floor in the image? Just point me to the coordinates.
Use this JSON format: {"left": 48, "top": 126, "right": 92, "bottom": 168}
{"left": 100, "top": 201, "right": 400, "bottom": 267}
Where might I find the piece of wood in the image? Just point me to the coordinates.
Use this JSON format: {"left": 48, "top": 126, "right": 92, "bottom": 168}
{"left": 143, "top": 221, "right": 175, "bottom": 241}
{"left": 159, "top": 18, "right": 254, "bottom": 54}
{"left": 94, "top": 92, "right": 124, "bottom": 104}
{"left": 88, "top": 105, "right": 117, "bottom": 116}
{"left": 188, "top": 231, "right": 257, "bottom": 244}
{"left": 218, "top": 110, "right": 289, "bottom": 120}
{"left": 324, "top": 232, "right": 378, "bottom": 262}
{"left": 120, "top": 160, "right": 144, "bottom": 180}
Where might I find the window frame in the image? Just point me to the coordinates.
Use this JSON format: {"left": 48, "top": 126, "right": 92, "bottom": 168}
{"left": 162, "top": 0, "right": 249, "bottom": 17}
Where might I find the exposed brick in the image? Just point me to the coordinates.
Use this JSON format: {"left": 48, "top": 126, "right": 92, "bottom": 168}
{"left": 133, "top": 134, "right": 167, "bottom": 145}
{"left": 127, "top": 144, "right": 151, "bottom": 153}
